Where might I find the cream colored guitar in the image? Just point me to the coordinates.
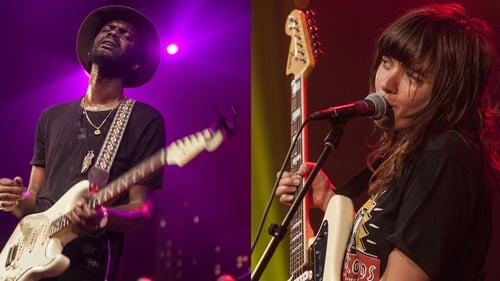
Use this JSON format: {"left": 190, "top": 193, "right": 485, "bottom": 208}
{"left": 285, "top": 9, "right": 354, "bottom": 281}
{"left": 0, "top": 125, "right": 227, "bottom": 281}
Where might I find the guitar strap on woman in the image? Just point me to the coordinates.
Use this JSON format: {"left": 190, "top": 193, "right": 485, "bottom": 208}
{"left": 88, "top": 98, "right": 136, "bottom": 189}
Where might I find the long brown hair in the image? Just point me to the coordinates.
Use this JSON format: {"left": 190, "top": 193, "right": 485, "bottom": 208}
{"left": 366, "top": 3, "right": 500, "bottom": 196}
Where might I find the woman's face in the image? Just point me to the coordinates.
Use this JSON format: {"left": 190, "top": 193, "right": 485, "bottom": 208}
{"left": 374, "top": 56, "right": 434, "bottom": 131}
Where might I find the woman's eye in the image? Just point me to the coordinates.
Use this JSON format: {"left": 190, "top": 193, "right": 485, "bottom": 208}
{"left": 380, "top": 56, "right": 392, "bottom": 68}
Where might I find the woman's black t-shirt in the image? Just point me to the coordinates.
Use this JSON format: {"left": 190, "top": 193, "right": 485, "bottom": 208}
{"left": 342, "top": 131, "right": 491, "bottom": 281}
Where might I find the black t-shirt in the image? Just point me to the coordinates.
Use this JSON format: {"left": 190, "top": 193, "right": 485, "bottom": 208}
{"left": 31, "top": 98, "right": 166, "bottom": 280}
{"left": 342, "top": 131, "right": 491, "bottom": 281}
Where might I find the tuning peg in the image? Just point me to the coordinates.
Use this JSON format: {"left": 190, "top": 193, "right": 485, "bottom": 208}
{"left": 213, "top": 103, "right": 237, "bottom": 136}
{"left": 305, "top": 9, "right": 316, "bottom": 18}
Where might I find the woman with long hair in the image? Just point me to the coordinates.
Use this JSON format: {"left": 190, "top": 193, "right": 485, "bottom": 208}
{"left": 276, "top": 3, "right": 500, "bottom": 280}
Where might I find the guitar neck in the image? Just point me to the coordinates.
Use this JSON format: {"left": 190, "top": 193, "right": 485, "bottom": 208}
{"left": 89, "top": 127, "right": 224, "bottom": 208}
{"left": 289, "top": 74, "right": 315, "bottom": 274}
{"left": 285, "top": 8, "right": 321, "bottom": 276}
{"left": 91, "top": 147, "right": 168, "bottom": 208}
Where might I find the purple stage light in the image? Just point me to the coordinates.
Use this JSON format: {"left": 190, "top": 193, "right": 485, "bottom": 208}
{"left": 166, "top": 43, "right": 179, "bottom": 55}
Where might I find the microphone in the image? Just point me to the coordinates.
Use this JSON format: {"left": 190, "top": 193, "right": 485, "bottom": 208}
{"left": 309, "top": 93, "right": 387, "bottom": 121}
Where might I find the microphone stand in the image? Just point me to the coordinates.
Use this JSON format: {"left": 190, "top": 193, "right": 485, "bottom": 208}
{"left": 251, "top": 119, "right": 346, "bottom": 281}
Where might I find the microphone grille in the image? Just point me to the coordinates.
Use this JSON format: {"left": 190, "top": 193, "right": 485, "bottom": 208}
{"left": 365, "top": 93, "right": 387, "bottom": 120}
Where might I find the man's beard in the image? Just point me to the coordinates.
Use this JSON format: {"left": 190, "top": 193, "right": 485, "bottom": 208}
{"left": 89, "top": 49, "right": 137, "bottom": 81}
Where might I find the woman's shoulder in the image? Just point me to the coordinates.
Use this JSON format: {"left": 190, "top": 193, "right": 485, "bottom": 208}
{"left": 424, "top": 130, "right": 480, "bottom": 160}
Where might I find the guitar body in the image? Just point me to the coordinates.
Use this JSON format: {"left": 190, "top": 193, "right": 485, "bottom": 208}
{"left": 309, "top": 195, "right": 354, "bottom": 281}
{"left": 0, "top": 180, "right": 89, "bottom": 281}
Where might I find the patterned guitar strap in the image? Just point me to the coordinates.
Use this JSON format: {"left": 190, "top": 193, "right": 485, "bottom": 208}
{"left": 88, "top": 98, "right": 136, "bottom": 189}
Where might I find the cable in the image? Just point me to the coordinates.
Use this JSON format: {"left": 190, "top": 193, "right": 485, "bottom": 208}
{"left": 250, "top": 119, "right": 310, "bottom": 254}
{"left": 104, "top": 238, "right": 111, "bottom": 281}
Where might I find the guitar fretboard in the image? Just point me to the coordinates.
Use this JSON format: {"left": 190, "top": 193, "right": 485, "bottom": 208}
{"left": 93, "top": 148, "right": 168, "bottom": 207}
{"left": 289, "top": 76, "right": 312, "bottom": 275}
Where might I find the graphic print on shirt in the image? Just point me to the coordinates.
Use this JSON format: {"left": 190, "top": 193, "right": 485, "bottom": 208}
{"left": 343, "top": 197, "right": 382, "bottom": 281}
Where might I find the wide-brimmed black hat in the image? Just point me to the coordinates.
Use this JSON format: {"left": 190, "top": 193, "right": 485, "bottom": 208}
{"left": 77, "top": 5, "right": 160, "bottom": 87}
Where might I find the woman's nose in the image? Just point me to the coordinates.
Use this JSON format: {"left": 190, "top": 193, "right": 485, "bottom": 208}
{"left": 378, "top": 69, "right": 400, "bottom": 95}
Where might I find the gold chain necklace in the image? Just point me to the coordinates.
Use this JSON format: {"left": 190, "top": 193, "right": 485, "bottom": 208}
{"left": 82, "top": 97, "right": 121, "bottom": 136}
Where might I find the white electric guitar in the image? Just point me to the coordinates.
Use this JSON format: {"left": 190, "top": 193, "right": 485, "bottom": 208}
{"left": 285, "top": 9, "right": 354, "bottom": 281}
{"left": 0, "top": 120, "right": 231, "bottom": 281}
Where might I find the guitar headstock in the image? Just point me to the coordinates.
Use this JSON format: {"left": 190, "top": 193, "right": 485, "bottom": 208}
{"left": 166, "top": 104, "right": 237, "bottom": 167}
{"left": 166, "top": 128, "right": 225, "bottom": 167}
{"left": 285, "top": 9, "right": 322, "bottom": 77}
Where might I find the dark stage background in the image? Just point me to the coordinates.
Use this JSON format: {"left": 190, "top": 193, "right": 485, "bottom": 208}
{"left": 0, "top": 0, "right": 250, "bottom": 280}
{"left": 251, "top": 0, "right": 500, "bottom": 281}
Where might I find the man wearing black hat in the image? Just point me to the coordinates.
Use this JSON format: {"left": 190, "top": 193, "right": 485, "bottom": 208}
{"left": 0, "top": 5, "right": 164, "bottom": 281}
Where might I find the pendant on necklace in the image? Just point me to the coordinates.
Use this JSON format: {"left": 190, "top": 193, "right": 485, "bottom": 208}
{"left": 94, "top": 129, "right": 101, "bottom": 136}
{"left": 81, "top": 150, "right": 95, "bottom": 173}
